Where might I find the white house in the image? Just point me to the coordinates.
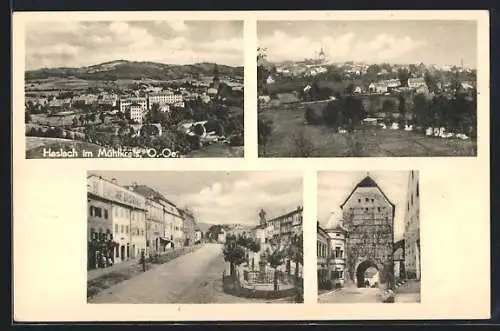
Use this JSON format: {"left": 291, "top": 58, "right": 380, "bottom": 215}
{"left": 266, "top": 75, "right": 275, "bottom": 85}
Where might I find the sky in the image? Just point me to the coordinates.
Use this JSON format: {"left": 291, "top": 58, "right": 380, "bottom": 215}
{"left": 317, "top": 171, "right": 412, "bottom": 241}
{"left": 258, "top": 20, "right": 477, "bottom": 67}
{"left": 88, "top": 171, "right": 303, "bottom": 226}
{"left": 25, "top": 20, "right": 244, "bottom": 70}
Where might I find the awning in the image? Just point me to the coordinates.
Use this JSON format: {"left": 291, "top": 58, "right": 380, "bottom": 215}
{"left": 159, "top": 237, "right": 172, "bottom": 244}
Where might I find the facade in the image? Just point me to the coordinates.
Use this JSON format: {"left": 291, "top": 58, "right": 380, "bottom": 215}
{"left": 317, "top": 224, "right": 330, "bottom": 285}
{"left": 129, "top": 104, "right": 145, "bottom": 123}
{"left": 194, "top": 229, "right": 202, "bottom": 244}
{"left": 404, "top": 170, "right": 420, "bottom": 280}
{"left": 147, "top": 91, "right": 183, "bottom": 108}
{"left": 127, "top": 184, "right": 185, "bottom": 251}
{"left": 393, "top": 239, "right": 405, "bottom": 279}
{"left": 87, "top": 175, "right": 147, "bottom": 266}
{"left": 341, "top": 175, "right": 395, "bottom": 287}
{"left": 369, "top": 82, "right": 388, "bottom": 94}
{"left": 326, "top": 223, "right": 347, "bottom": 286}
{"left": 119, "top": 97, "right": 147, "bottom": 114}
{"left": 265, "top": 206, "right": 303, "bottom": 247}
{"left": 218, "top": 228, "right": 226, "bottom": 244}
{"left": 317, "top": 219, "right": 348, "bottom": 288}
{"left": 130, "top": 207, "right": 147, "bottom": 259}
{"left": 408, "top": 77, "right": 427, "bottom": 89}
{"left": 180, "top": 208, "right": 197, "bottom": 246}
{"left": 145, "top": 198, "right": 164, "bottom": 253}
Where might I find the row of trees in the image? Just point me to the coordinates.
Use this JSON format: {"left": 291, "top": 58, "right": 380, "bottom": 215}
{"left": 223, "top": 232, "right": 303, "bottom": 296}
{"left": 304, "top": 90, "right": 476, "bottom": 137}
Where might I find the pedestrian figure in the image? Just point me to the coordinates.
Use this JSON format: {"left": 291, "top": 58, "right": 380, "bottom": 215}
{"left": 273, "top": 270, "right": 279, "bottom": 297}
{"left": 140, "top": 250, "right": 146, "bottom": 272}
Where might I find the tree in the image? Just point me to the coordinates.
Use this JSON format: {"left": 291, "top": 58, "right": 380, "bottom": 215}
{"left": 258, "top": 118, "right": 273, "bottom": 156}
{"left": 99, "top": 112, "right": 106, "bottom": 123}
{"left": 287, "top": 233, "right": 303, "bottom": 281}
{"left": 267, "top": 248, "right": 286, "bottom": 295}
{"left": 222, "top": 239, "right": 246, "bottom": 277}
{"left": 382, "top": 99, "right": 396, "bottom": 114}
{"left": 424, "top": 72, "right": 439, "bottom": 93}
{"left": 398, "top": 95, "right": 407, "bottom": 121}
{"left": 397, "top": 69, "right": 410, "bottom": 87}
{"left": 343, "top": 96, "right": 366, "bottom": 129}
{"left": 413, "top": 94, "right": 431, "bottom": 127}
{"left": 345, "top": 82, "right": 356, "bottom": 95}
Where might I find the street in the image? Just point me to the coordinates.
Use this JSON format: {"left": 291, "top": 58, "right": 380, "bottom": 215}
{"left": 318, "top": 281, "right": 421, "bottom": 303}
{"left": 89, "top": 243, "right": 279, "bottom": 304}
{"left": 318, "top": 285, "right": 384, "bottom": 303}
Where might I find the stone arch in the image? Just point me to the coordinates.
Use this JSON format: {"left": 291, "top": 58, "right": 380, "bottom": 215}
{"left": 355, "top": 260, "right": 380, "bottom": 288}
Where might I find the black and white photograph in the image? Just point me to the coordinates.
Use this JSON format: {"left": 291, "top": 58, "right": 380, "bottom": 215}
{"left": 87, "top": 171, "right": 303, "bottom": 303}
{"left": 257, "top": 20, "right": 478, "bottom": 157}
{"left": 24, "top": 20, "right": 244, "bottom": 159}
{"left": 317, "top": 171, "right": 420, "bottom": 303}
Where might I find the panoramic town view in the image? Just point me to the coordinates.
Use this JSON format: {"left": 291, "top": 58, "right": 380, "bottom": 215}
{"left": 257, "top": 20, "right": 477, "bottom": 157}
{"left": 24, "top": 20, "right": 244, "bottom": 158}
{"left": 87, "top": 171, "right": 303, "bottom": 303}
{"left": 317, "top": 171, "right": 420, "bottom": 303}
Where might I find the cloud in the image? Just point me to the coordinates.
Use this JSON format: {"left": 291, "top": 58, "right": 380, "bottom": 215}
{"left": 259, "top": 29, "right": 427, "bottom": 63}
{"left": 179, "top": 172, "right": 303, "bottom": 224}
{"left": 166, "top": 20, "right": 189, "bottom": 32}
{"left": 25, "top": 20, "right": 243, "bottom": 69}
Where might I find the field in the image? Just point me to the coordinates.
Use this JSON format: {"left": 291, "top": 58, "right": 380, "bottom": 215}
{"left": 185, "top": 144, "right": 244, "bottom": 158}
{"left": 258, "top": 105, "right": 477, "bottom": 157}
{"left": 26, "top": 137, "right": 105, "bottom": 158}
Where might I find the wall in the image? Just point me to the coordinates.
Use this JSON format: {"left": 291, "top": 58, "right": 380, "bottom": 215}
{"left": 404, "top": 171, "right": 421, "bottom": 280}
{"left": 130, "top": 209, "right": 147, "bottom": 259}
{"left": 87, "top": 198, "right": 113, "bottom": 240}
{"left": 112, "top": 204, "right": 132, "bottom": 264}
{"left": 342, "top": 186, "right": 394, "bottom": 284}
{"left": 327, "top": 230, "right": 346, "bottom": 284}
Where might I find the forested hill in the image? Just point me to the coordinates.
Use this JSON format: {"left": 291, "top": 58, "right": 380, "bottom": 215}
{"left": 25, "top": 60, "right": 244, "bottom": 81}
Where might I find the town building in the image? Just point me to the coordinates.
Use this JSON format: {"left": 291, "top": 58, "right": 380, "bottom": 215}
{"left": 87, "top": 175, "right": 147, "bottom": 266}
{"left": 393, "top": 239, "right": 405, "bottom": 279}
{"left": 408, "top": 77, "right": 427, "bottom": 89}
{"left": 325, "top": 220, "right": 348, "bottom": 287}
{"left": 127, "top": 184, "right": 184, "bottom": 252}
{"left": 194, "top": 229, "right": 202, "bottom": 244}
{"left": 317, "top": 223, "right": 331, "bottom": 286}
{"left": 147, "top": 91, "right": 183, "bottom": 108}
{"left": 404, "top": 170, "right": 420, "bottom": 280}
{"left": 179, "top": 208, "right": 197, "bottom": 246}
{"left": 129, "top": 103, "right": 146, "bottom": 124}
{"left": 341, "top": 175, "right": 395, "bottom": 287}
{"left": 119, "top": 97, "right": 148, "bottom": 113}
{"left": 218, "top": 228, "right": 226, "bottom": 244}
{"left": 369, "top": 82, "right": 388, "bottom": 94}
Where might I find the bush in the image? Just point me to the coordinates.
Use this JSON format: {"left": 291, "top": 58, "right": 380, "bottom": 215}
{"left": 304, "top": 105, "right": 323, "bottom": 125}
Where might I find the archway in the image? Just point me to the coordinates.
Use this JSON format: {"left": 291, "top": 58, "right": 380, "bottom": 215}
{"left": 356, "top": 260, "right": 379, "bottom": 288}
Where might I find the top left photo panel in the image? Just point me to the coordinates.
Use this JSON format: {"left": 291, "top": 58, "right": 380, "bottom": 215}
{"left": 21, "top": 18, "right": 245, "bottom": 159}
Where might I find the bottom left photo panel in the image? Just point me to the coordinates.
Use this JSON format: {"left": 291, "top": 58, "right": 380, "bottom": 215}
{"left": 86, "top": 171, "right": 304, "bottom": 304}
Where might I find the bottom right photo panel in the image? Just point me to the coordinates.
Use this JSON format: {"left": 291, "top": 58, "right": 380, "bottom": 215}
{"left": 317, "top": 171, "right": 421, "bottom": 304}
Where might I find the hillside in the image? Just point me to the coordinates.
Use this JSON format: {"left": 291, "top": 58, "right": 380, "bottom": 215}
{"left": 25, "top": 60, "right": 244, "bottom": 81}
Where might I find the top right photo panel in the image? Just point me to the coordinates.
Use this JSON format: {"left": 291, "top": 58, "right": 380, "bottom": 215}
{"left": 257, "top": 20, "right": 478, "bottom": 157}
